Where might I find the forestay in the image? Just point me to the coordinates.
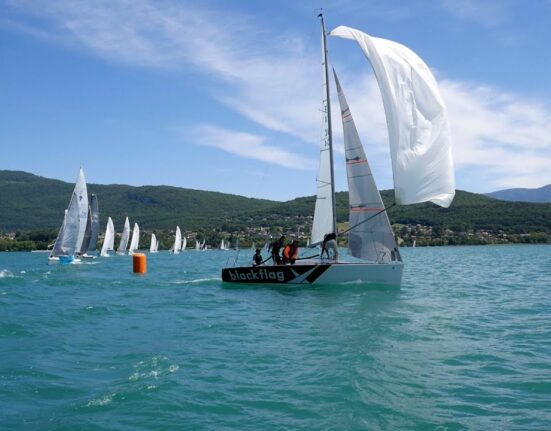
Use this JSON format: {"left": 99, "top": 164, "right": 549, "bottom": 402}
{"left": 330, "top": 26, "right": 455, "bottom": 208}
{"left": 334, "top": 70, "right": 398, "bottom": 263}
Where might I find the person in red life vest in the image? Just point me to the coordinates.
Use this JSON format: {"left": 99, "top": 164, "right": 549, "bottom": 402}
{"left": 283, "top": 240, "right": 299, "bottom": 264}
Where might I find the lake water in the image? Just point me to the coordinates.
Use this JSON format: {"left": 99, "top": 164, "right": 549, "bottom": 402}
{"left": 1, "top": 245, "right": 550, "bottom": 430}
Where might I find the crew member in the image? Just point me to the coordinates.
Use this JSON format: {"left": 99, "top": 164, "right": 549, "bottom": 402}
{"left": 270, "top": 235, "right": 285, "bottom": 265}
{"left": 252, "top": 248, "right": 263, "bottom": 266}
{"left": 283, "top": 240, "right": 299, "bottom": 264}
{"left": 321, "top": 232, "right": 338, "bottom": 260}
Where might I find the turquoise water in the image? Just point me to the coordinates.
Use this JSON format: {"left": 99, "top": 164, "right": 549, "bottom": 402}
{"left": 1, "top": 245, "right": 550, "bottom": 430}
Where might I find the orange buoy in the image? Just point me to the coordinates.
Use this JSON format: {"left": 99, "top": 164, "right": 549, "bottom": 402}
{"left": 133, "top": 253, "right": 147, "bottom": 274}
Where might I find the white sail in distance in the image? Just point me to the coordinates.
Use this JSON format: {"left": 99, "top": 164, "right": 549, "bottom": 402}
{"left": 181, "top": 237, "right": 187, "bottom": 251}
{"left": 117, "top": 217, "right": 130, "bottom": 254}
{"left": 330, "top": 26, "right": 455, "bottom": 208}
{"left": 150, "top": 233, "right": 158, "bottom": 253}
{"left": 50, "top": 168, "right": 88, "bottom": 258}
{"left": 334, "top": 70, "right": 399, "bottom": 263}
{"left": 88, "top": 194, "right": 100, "bottom": 253}
{"left": 311, "top": 15, "right": 336, "bottom": 246}
{"left": 74, "top": 168, "right": 89, "bottom": 252}
{"left": 173, "top": 226, "right": 182, "bottom": 254}
{"left": 100, "top": 217, "right": 115, "bottom": 256}
{"left": 78, "top": 204, "right": 93, "bottom": 255}
{"left": 128, "top": 223, "right": 140, "bottom": 254}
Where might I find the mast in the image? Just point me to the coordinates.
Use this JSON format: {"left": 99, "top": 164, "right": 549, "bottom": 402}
{"left": 319, "top": 12, "right": 337, "bottom": 235}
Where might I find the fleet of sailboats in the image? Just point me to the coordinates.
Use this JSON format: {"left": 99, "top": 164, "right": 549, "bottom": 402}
{"left": 47, "top": 16, "right": 454, "bottom": 285}
{"left": 221, "top": 14, "right": 454, "bottom": 285}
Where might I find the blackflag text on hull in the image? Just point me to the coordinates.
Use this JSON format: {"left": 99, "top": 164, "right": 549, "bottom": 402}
{"left": 222, "top": 14, "right": 454, "bottom": 286}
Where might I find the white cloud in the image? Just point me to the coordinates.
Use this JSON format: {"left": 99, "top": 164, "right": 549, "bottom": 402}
{"left": 186, "top": 124, "right": 316, "bottom": 170}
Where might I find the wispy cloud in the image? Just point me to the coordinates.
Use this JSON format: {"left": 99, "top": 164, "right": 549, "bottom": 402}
{"left": 186, "top": 124, "right": 316, "bottom": 170}
{"left": 437, "top": 0, "right": 513, "bottom": 28}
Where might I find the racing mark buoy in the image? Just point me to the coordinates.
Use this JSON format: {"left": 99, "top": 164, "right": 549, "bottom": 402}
{"left": 133, "top": 253, "right": 146, "bottom": 274}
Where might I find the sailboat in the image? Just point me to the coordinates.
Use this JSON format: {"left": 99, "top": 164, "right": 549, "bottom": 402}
{"left": 49, "top": 168, "right": 89, "bottom": 264}
{"left": 78, "top": 194, "right": 100, "bottom": 258}
{"left": 172, "top": 226, "right": 182, "bottom": 254}
{"left": 181, "top": 236, "right": 187, "bottom": 251}
{"left": 117, "top": 217, "right": 130, "bottom": 255}
{"left": 222, "top": 15, "right": 454, "bottom": 285}
{"left": 150, "top": 233, "right": 159, "bottom": 253}
{"left": 128, "top": 223, "right": 140, "bottom": 255}
{"left": 219, "top": 239, "right": 229, "bottom": 251}
{"left": 100, "top": 217, "right": 115, "bottom": 256}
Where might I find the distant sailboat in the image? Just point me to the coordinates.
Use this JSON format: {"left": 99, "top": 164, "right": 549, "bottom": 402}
{"left": 117, "top": 217, "right": 130, "bottom": 255}
{"left": 219, "top": 239, "right": 229, "bottom": 250}
{"left": 79, "top": 194, "right": 100, "bottom": 258}
{"left": 150, "top": 233, "right": 159, "bottom": 253}
{"left": 195, "top": 239, "right": 201, "bottom": 251}
{"left": 181, "top": 236, "right": 187, "bottom": 251}
{"left": 100, "top": 217, "right": 115, "bottom": 256}
{"left": 172, "top": 226, "right": 182, "bottom": 254}
{"left": 49, "top": 168, "right": 88, "bottom": 263}
{"left": 128, "top": 223, "right": 140, "bottom": 255}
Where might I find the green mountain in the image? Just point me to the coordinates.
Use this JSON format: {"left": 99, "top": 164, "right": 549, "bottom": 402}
{"left": 1, "top": 170, "right": 550, "bottom": 248}
{"left": 0, "top": 170, "right": 275, "bottom": 232}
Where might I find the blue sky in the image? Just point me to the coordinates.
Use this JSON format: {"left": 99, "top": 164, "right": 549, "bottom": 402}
{"left": 1, "top": 0, "right": 550, "bottom": 201}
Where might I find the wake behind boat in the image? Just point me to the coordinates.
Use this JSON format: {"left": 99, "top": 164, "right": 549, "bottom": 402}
{"left": 222, "top": 14, "right": 454, "bottom": 286}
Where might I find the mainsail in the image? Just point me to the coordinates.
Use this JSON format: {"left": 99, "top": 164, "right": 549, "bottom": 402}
{"left": 78, "top": 204, "right": 93, "bottom": 255}
{"left": 334, "top": 70, "right": 398, "bottom": 263}
{"left": 74, "top": 169, "right": 89, "bottom": 252}
{"left": 128, "top": 223, "right": 140, "bottom": 254}
{"left": 181, "top": 237, "right": 187, "bottom": 251}
{"left": 117, "top": 217, "right": 130, "bottom": 254}
{"left": 311, "top": 14, "right": 336, "bottom": 246}
{"left": 88, "top": 194, "right": 100, "bottom": 253}
{"left": 330, "top": 26, "right": 455, "bottom": 208}
{"left": 100, "top": 217, "right": 115, "bottom": 256}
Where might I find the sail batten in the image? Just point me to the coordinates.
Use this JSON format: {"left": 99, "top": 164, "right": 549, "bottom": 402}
{"left": 330, "top": 26, "right": 455, "bottom": 208}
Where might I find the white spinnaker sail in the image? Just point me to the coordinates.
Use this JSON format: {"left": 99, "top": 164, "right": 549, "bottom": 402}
{"left": 173, "top": 226, "right": 182, "bottom": 254}
{"left": 100, "top": 217, "right": 115, "bottom": 256}
{"left": 88, "top": 194, "right": 100, "bottom": 253}
{"left": 128, "top": 223, "right": 140, "bottom": 254}
{"left": 74, "top": 168, "right": 89, "bottom": 252}
{"left": 117, "top": 217, "right": 130, "bottom": 253}
{"left": 150, "top": 233, "right": 158, "bottom": 253}
{"left": 311, "top": 20, "right": 336, "bottom": 245}
{"left": 181, "top": 237, "right": 187, "bottom": 251}
{"left": 334, "top": 70, "right": 399, "bottom": 263}
{"left": 330, "top": 26, "right": 455, "bottom": 208}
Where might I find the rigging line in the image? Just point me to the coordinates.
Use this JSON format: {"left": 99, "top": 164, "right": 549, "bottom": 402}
{"left": 338, "top": 202, "right": 397, "bottom": 236}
